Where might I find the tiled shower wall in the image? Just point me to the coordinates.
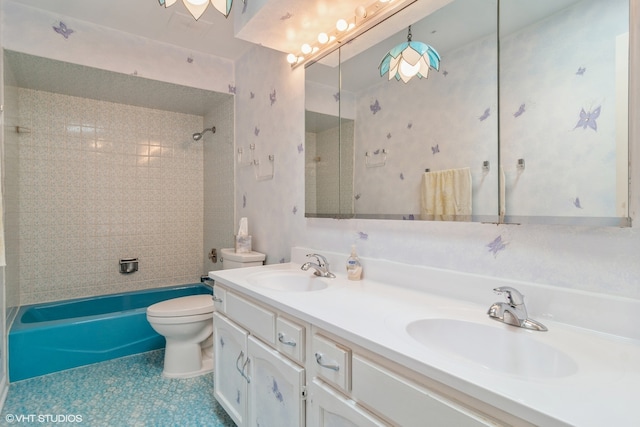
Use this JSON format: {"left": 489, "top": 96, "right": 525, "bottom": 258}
{"left": 6, "top": 88, "right": 205, "bottom": 305}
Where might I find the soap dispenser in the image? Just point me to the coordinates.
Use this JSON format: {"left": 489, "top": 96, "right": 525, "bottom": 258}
{"left": 346, "top": 245, "right": 363, "bottom": 281}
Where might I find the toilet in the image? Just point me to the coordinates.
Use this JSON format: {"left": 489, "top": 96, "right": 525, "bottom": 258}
{"left": 146, "top": 249, "right": 265, "bottom": 378}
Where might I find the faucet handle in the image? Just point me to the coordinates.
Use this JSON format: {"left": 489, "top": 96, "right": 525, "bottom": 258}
{"left": 493, "top": 286, "right": 525, "bottom": 306}
{"left": 306, "top": 253, "right": 327, "bottom": 266}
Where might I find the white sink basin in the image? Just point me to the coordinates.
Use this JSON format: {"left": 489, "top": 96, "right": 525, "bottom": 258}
{"left": 246, "top": 270, "right": 330, "bottom": 292}
{"left": 406, "top": 319, "right": 578, "bottom": 378}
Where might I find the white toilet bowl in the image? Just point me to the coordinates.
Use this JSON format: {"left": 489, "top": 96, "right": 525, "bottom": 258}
{"left": 146, "top": 294, "right": 214, "bottom": 379}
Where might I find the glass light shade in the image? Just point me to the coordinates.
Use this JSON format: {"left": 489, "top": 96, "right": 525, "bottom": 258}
{"left": 183, "top": 0, "right": 209, "bottom": 20}
{"left": 318, "top": 33, "right": 329, "bottom": 44}
{"left": 301, "top": 44, "right": 312, "bottom": 54}
{"left": 211, "top": 0, "right": 234, "bottom": 17}
{"left": 379, "top": 40, "right": 440, "bottom": 83}
{"left": 287, "top": 53, "right": 297, "bottom": 64}
{"left": 336, "top": 19, "right": 348, "bottom": 31}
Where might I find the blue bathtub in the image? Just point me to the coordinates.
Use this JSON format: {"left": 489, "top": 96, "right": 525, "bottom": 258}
{"left": 9, "top": 284, "right": 213, "bottom": 381}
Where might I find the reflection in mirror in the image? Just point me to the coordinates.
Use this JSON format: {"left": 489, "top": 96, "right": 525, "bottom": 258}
{"left": 305, "top": 48, "right": 355, "bottom": 218}
{"left": 499, "top": 0, "right": 630, "bottom": 226}
{"left": 306, "top": 0, "right": 500, "bottom": 221}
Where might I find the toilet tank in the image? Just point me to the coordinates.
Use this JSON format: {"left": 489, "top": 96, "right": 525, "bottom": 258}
{"left": 221, "top": 248, "right": 265, "bottom": 269}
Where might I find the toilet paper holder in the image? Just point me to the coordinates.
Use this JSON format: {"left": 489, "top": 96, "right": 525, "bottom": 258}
{"left": 119, "top": 258, "right": 139, "bottom": 274}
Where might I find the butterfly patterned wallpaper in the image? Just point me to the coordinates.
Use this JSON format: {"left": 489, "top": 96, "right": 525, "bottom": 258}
{"left": 1, "top": 0, "right": 639, "bottom": 308}
{"left": 500, "top": 0, "right": 629, "bottom": 219}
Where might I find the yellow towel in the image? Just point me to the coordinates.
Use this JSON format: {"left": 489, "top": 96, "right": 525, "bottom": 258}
{"left": 420, "top": 167, "right": 472, "bottom": 221}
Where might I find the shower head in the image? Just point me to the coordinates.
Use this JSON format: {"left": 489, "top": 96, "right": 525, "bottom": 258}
{"left": 192, "top": 126, "right": 216, "bottom": 141}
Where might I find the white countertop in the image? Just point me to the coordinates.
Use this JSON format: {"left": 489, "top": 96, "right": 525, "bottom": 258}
{"left": 209, "top": 248, "right": 640, "bottom": 427}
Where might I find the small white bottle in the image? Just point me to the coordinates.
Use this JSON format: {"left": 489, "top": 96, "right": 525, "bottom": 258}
{"left": 346, "top": 245, "right": 363, "bottom": 281}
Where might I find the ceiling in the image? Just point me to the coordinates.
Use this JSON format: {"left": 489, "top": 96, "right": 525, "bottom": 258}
{"left": 10, "top": 0, "right": 255, "bottom": 61}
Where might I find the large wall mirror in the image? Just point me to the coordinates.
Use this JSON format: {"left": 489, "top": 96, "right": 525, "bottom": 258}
{"left": 305, "top": 0, "right": 631, "bottom": 226}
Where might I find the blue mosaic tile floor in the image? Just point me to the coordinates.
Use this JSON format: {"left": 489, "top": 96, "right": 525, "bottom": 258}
{"left": 1, "top": 350, "right": 236, "bottom": 426}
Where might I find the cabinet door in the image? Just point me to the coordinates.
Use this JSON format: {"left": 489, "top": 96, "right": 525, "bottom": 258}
{"left": 308, "top": 379, "right": 390, "bottom": 427}
{"left": 247, "top": 335, "right": 306, "bottom": 427}
{"left": 214, "top": 312, "right": 249, "bottom": 427}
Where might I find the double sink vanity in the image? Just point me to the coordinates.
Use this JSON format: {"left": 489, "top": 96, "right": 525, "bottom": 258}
{"left": 209, "top": 247, "right": 640, "bottom": 426}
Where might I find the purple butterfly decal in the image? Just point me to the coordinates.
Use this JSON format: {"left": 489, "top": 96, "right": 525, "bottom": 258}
{"left": 575, "top": 67, "right": 586, "bottom": 76}
{"left": 403, "top": 214, "right": 415, "bottom": 220}
{"left": 354, "top": 193, "right": 361, "bottom": 200}
{"left": 236, "top": 390, "right": 241, "bottom": 404}
{"left": 333, "top": 92, "right": 340, "bottom": 102}
{"left": 250, "top": 91, "right": 255, "bottom": 99}
{"left": 574, "top": 106, "right": 600, "bottom": 131}
{"left": 242, "top": 194, "right": 247, "bottom": 208}
{"left": 242, "top": 1, "right": 248, "bottom": 13}
{"left": 292, "top": 205, "right": 297, "bottom": 214}
{"left": 487, "top": 235, "right": 507, "bottom": 257}
{"left": 297, "top": 143, "right": 304, "bottom": 154}
{"left": 269, "top": 89, "right": 277, "bottom": 106}
{"left": 187, "top": 56, "right": 194, "bottom": 64}
{"left": 513, "top": 104, "right": 525, "bottom": 117}
{"left": 478, "top": 108, "right": 490, "bottom": 121}
{"left": 573, "top": 197, "right": 583, "bottom": 209}
{"left": 400, "top": 173, "right": 404, "bottom": 180}
{"left": 228, "top": 84, "right": 236, "bottom": 94}
{"left": 373, "top": 149, "right": 380, "bottom": 155}
{"left": 272, "top": 378, "right": 284, "bottom": 402}
{"left": 53, "top": 21, "right": 74, "bottom": 39}
{"left": 431, "top": 144, "right": 440, "bottom": 155}
{"left": 279, "top": 258, "right": 286, "bottom": 264}
{"left": 370, "top": 99, "right": 381, "bottom": 115}
{"left": 387, "top": 133, "right": 392, "bottom": 139}
{"left": 407, "top": 122, "right": 412, "bottom": 129}
{"left": 357, "top": 231, "right": 369, "bottom": 240}
{"left": 280, "top": 12, "right": 293, "bottom": 20}
{"left": 442, "top": 70, "right": 449, "bottom": 77}
{"left": 219, "top": 337, "right": 225, "bottom": 348}
{"left": 254, "top": 126, "right": 260, "bottom": 136}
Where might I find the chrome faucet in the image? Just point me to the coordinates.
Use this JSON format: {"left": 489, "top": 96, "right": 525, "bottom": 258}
{"left": 301, "top": 253, "right": 335, "bottom": 278}
{"left": 487, "top": 287, "right": 547, "bottom": 331}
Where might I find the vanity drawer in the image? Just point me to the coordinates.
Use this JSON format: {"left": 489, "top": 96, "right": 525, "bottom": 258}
{"left": 225, "top": 291, "right": 275, "bottom": 345}
{"left": 212, "top": 286, "right": 226, "bottom": 313}
{"left": 276, "top": 317, "right": 305, "bottom": 364}
{"left": 352, "top": 355, "right": 494, "bottom": 427}
{"left": 312, "top": 334, "right": 351, "bottom": 392}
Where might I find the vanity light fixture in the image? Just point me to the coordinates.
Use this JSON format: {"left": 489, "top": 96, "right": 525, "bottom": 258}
{"left": 379, "top": 25, "right": 440, "bottom": 83}
{"left": 288, "top": 0, "right": 417, "bottom": 67}
{"left": 158, "top": 0, "right": 242, "bottom": 20}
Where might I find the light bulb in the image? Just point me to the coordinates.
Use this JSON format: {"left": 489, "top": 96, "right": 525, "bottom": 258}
{"left": 399, "top": 59, "right": 420, "bottom": 78}
{"left": 355, "top": 5, "right": 367, "bottom": 18}
{"left": 301, "top": 44, "right": 312, "bottom": 54}
{"left": 286, "top": 53, "right": 297, "bottom": 64}
{"left": 318, "top": 33, "right": 329, "bottom": 44}
{"left": 336, "top": 19, "right": 348, "bottom": 31}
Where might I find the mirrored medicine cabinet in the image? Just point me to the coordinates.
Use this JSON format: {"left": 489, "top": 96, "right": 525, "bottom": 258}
{"left": 304, "top": 0, "right": 631, "bottom": 227}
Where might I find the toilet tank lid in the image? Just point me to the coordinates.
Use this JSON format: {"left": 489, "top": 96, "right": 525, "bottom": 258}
{"left": 221, "top": 248, "right": 266, "bottom": 263}
{"left": 147, "top": 295, "right": 213, "bottom": 317}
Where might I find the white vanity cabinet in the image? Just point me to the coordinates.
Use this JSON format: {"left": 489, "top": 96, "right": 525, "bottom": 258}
{"left": 213, "top": 283, "right": 513, "bottom": 427}
{"left": 213, "top": 286, "right": 307, "bottom": 427}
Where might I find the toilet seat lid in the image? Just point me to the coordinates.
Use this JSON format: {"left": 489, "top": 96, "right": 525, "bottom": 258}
{"left": 147, "top": 295, "right": 213, "bottom": 317}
